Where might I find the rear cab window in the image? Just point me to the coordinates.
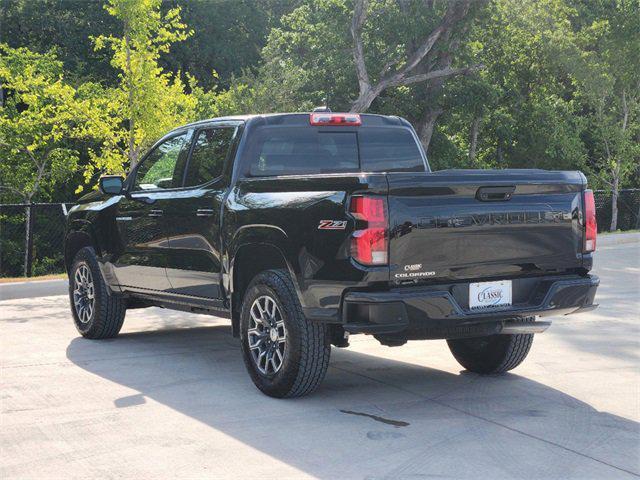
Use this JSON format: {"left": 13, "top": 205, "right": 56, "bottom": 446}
{"left": 244, "top": 115, "right": 426, "bottom": 177}
{"left": 359, "top": 128, "right": 424, "bottom": 173}
{"left": 247, "top": 128, "right": 359, "bottom": 177}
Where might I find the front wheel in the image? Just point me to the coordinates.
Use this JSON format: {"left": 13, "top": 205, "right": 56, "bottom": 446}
{"left": 240, "top": 269, "right": 331, "bottom": 398}
{"left": 447, "top": 319, "right": 534, "bottom": 374}
{"left": 69, "top": 247, "right": 126, "bottom": 339}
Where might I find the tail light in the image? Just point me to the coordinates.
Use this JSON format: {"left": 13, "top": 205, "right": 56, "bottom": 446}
{"left": 584, "top": 189, "right": 597, "bottom": 252}
{"left": 349, "top": 196, "right": 388, "bottom": 265}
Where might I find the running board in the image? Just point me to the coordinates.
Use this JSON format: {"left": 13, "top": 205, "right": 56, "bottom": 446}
{"left": 501, "top": 320, "right": 551, "bottom": 334}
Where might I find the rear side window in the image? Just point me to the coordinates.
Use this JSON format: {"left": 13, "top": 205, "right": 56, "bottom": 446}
{"left": 247, "top": 128, "right": 358, "bottom": 177}
{"left": 359, "top": 128, "right": 424, "bottom": 173}
{"left": 184, "top": 127, "right": 236, "bottom": 187}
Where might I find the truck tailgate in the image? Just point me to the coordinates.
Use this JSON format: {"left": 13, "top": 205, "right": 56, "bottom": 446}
{"left": 387, "top": 169, "right": 586, "bottom": 282}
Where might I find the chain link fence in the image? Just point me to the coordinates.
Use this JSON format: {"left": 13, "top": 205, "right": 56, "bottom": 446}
{"left": 593, "top": 189, "right": 640, "bottom": 232}
{"left": 0, "top": 203, "right": 75, "bottom": 278}
{"left": 1, "top": 189, "right": 639, "bottom": 278}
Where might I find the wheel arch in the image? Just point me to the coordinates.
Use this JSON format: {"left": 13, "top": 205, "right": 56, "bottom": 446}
{"left": 64, "top": 222, "right": 101, "bottom": 274}
{"left": 230, "top": 242, "right": 303, "bottom": 337}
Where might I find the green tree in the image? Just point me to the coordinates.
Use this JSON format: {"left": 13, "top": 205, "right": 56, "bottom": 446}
{"left": 0, "top": 44, "right": 100, "bottom": 274}
{"left": 0, "top": 0, "right": 119, "bottom": 85}
{"left": 570, "top": 0, "right": 640, "bottom": 230}
{"left": 348, "top": 0, "right": 482, "bottom": 114}
{"left": 212, "top": 0, "right": 483, "bottom": 141}
{"left": 0, "top": 44, "right": 90, "bottom": 203}
{"left": 163, "top": 0, "right": 301, "bottom": 90}
{"left": 430, "top": 0, "right": 589, "bottom": 172}
{"left": 89, "top": 0, "right": 196, "bottom": 179}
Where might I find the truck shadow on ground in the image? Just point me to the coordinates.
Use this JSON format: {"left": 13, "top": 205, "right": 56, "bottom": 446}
{"left": 65, "top": 324, "right": 639, "bottom": 478}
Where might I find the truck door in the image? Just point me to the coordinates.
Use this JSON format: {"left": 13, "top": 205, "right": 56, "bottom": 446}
{"left": 113, "top": 130, "right": 192, "bottom": 292}
{"left": 163, "top": 125, "right": 240, "bottom": 299}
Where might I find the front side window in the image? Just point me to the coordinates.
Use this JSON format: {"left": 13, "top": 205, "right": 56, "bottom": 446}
{"left": 134, "top": 132, "right": 190, "bottom": 190}
{"left": 247, "top": 128, "right": 359, "bottom": 177}
{"left": 184, "top": 127, "right": 236, "bottom": 187}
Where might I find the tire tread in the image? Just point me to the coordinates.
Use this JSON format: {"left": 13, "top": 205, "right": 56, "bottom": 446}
{"left": 240, "top": 269, "right": 330, "bottom": 398}
{"left": 70, "top": 247, "right": 125, "bottom": 339}
{"left": 447, "top": 317, "right": 534, "bottom": 374}
{"left": 494, "top": 332, "right": 533, "bottom": 373}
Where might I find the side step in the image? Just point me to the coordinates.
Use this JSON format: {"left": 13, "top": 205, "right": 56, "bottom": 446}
{"left": 501, "top": 320, "right": 551, "bottom": 335}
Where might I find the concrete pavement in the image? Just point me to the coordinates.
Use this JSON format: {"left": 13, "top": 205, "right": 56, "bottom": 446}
{"left": 1, "top": 242, "right": 639, "bottom": 479}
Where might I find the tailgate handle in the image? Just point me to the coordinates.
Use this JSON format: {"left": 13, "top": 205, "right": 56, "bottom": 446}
{"left": 476, "top": 186, "right": 515, "bottom": 202}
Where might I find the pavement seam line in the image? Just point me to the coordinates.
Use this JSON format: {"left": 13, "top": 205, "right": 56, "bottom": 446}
{"left": 331, "top": 364, "right": 640, "bottom": 478}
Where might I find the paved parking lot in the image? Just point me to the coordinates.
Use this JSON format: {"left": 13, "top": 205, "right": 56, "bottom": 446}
{"left": 1, "top": 240, "right": 639, "bottom": 479}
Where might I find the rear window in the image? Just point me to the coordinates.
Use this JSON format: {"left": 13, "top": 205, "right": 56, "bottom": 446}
{"left": 245, "top": 126, "right": 424, "bottom": 177}
{"left": 247, "top": 128, "right": 358, "bottom": 177}
{"left": 359, "top": 128, "right": 424, "bottom": 173}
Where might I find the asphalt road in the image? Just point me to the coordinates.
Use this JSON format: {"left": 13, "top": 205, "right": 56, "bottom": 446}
{"left": 1, "top": 240, "right": 639, "bottom": 479}
{"left": 0, "top": 278, "right": 68, "bottom": 301}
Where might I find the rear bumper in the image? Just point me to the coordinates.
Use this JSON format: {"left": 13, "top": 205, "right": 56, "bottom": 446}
{"left": 341, "top": 274, "right": 599, "bottom": 338}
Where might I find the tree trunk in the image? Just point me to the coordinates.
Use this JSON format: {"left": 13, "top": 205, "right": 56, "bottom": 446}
{"left": 468, "top": 116, "right": 481, "bottom": 164}
{"left": 416, "top": 107, "right": 443, "bottom": 154}
{"left": 350, "top": 87, "right": 380, "bottom": 113}
{"left": 609, "top": 90, "right": 629, "bottom": 232}
{"left": 348, "top": 0, "right": 478, "bottom": 114}
{"left": 124, "top": 28, "right": 138, "bottom": 168}
{"left": 610, "top": 174, "right": 619, "bottom": 232}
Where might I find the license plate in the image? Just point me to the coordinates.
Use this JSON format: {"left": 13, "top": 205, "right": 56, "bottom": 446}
{"left": 469, "top": 280, "right": 512, "bottom": 309}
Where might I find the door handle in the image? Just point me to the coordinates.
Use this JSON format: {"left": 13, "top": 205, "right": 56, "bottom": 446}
{"left": 476, "top": 186, "right": 516, "bottom": 202}
{"left": 148, "top": 209, "right": 164, "bottom": 217}
{"left": 196, "top": 208, "right": 215, "bottom": 217}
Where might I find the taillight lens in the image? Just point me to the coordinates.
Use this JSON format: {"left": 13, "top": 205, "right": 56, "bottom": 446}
{"left": 349, "top": 196, "right": 388, "bottom": 265}
{"left": 584, "top": 189, "right": 597, "bottom": 252}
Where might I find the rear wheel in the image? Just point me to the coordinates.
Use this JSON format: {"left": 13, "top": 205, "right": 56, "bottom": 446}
{"left": 240, "top": 269, "right": 331, "bottom": 398}
{"left": 69, "top": 247, "right": 126, "bottom": 339}
{"left": 447, "top": 318, "right": 534, "bottom": 374}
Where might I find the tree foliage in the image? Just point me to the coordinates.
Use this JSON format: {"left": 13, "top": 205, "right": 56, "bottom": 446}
{"left": 88, "top": 0, "right": 196, "bottom": 177}
{"left": 0, "top": 44, "right": 94, "bottom": 202}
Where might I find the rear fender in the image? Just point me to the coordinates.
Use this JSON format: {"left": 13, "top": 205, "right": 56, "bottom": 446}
{"left": 227, "top": 225, "right": 305, "bottom": 336}
{"left": 228, "top": 226, "right": 303, "bottom": 295}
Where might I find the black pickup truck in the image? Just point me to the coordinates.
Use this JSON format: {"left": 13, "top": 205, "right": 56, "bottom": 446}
{"left": 64, "top": 112, "right": 599, "bottom": 397}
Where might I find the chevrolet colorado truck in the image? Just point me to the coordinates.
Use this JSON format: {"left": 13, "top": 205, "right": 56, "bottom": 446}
{"left": 64, "top": 112, "right": 599, "bottom": 397}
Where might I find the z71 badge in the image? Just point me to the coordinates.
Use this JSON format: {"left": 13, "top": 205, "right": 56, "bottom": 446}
{"left": 318, "top": 220, "right": 347, "bottom": 230}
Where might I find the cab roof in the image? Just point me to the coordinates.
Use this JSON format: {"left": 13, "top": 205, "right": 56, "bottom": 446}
{"left": 182, "top": 112, "right": 411, "bottom": 130}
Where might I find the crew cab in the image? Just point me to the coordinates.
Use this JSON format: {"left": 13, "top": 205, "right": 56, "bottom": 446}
{"left": 64, "top": 112, "right": 599, "bottom": 397}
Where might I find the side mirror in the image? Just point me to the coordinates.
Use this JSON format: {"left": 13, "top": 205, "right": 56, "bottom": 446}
{"left": 99, "top": 175, "right": 125, "bottom": 195}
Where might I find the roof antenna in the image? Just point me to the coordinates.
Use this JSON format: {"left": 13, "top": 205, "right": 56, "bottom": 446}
{"left": 313, "top": 97, "right": 331, "bottom": 113}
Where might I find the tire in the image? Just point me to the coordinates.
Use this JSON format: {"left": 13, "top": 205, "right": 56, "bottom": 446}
{"left": 239, "top": 269, "right": 331, "bottom": 398}
{"left": 446, "top": 318, "right": 534, "bottom": 374}
{"left": 69, "top": 246, "right": 126, "bottom": 339}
